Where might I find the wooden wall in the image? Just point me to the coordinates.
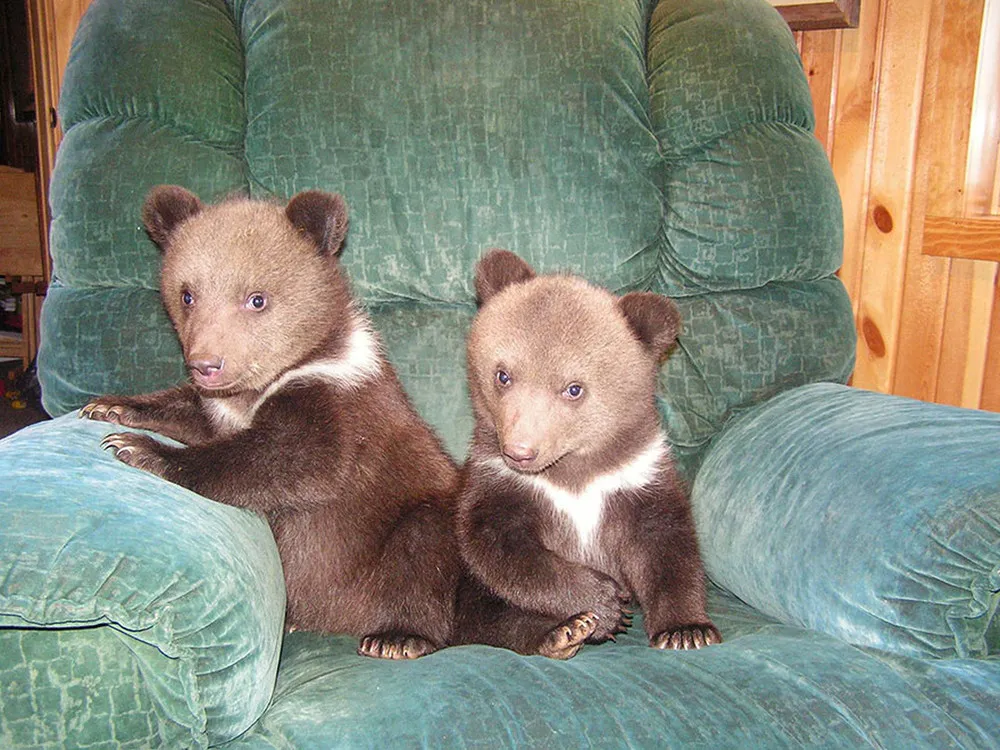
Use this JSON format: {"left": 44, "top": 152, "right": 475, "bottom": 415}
{"left": 798, "top": 0, "right": 1000, "bottom": 412}
{"left": 27, "top": 0, "right": 93, "bottom": 280}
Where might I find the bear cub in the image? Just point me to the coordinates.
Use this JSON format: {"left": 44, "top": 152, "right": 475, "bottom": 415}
{"left": 458, "top": 249, "right": 721, "bottom": 652}
{"left": 82, "top": 186, "right": 463, "bottom": 659}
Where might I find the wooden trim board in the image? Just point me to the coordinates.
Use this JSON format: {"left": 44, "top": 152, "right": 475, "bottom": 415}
{"left": 923, "top": 216, "right": 1000, "bottom": 262}
{"left": 771, "top": 0, "right": 860, "bottom": 30}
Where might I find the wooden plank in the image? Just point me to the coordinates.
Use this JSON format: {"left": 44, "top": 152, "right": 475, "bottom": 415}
{"left": 0, "top": 333, "right": 26, "bottom": 361}
{"left": 0, "top": 167, "right": 43, "bottom": 277}
{"left": 964, "top": 0, "right": 1000, "bottom": 216}
{"left": 850, "top": 0, "right": 933, "bottom": 396}
{"left": 935, "top": 259, "right": 997, "bottom": 408}
{"left": 886, "top": 0, "right": 951, "bottom": 404}
{"left": 826, "top": 0, "right": 881, "bottom": 314}
{"left": 923, "top": 216, "right": 1000, "bottom": 261}
{"left": 981, "top": 274, "right": 1000, "bottom": 411}
{"left": 893, "top": 0, "right": 991, "bottom": 407}
{"left": 22, "top": 282, "right": 40, "bottom": 364}
{"left": 799, "top": 29, "right": 841, "bottom": 158}
{"left": 26, "top": 0, "right": 93, "bottom": 284}
{"left": 772, "top": 0, "right": 860, "bottom": 31}
{"left": 959, "top": 261, "right": 998, "bottom": 408}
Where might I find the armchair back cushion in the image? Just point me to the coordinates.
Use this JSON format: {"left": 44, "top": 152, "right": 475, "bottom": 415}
{"left": 39, "top": 0, "right": 854, "bottom": 470}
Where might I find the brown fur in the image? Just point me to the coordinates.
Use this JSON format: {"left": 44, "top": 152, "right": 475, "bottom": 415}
{"left": 457, "top": 249, "right": 721, "bottom": 651}
{"left": 84, "top": 187, "right": 463, "bottom": 658}
{"left": 83, "top": 189, "right": 589, "bottom": 660}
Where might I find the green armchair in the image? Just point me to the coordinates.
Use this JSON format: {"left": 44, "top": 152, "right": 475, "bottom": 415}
{"left": 1, "top": 0, "right": 997, "bottom": 747}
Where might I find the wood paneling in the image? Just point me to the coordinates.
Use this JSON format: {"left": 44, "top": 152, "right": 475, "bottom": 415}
{"left": 0, "top": 167, "right": 42, "bottom": 276}
{"left": 802, "top": 0, "right": 1000, "bottom": 411}
{"left": 26, "top": 0, "right": 93, "bottom": 282}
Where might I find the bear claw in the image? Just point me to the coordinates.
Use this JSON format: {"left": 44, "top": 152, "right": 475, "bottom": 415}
{"left": 100, "top": 433, "right": 167, "bottom": 476}
{"left": 357, "top": 633, "right": 437, "bottom": 660}
{"left": 538, "top": 612, "right": 598, "bottom": 660}
{"left": 651, "top": 624, "right": 722, "bottom": 651}
{"left": 81, "top": 401, "right": 125, "bottom": 423}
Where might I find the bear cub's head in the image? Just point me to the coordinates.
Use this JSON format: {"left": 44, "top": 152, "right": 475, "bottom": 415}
{"left": 143, "top": 186, "right": 352, "bottom": 396}
{"left": 468, "top": 249, "right": 681, "bottom": 486}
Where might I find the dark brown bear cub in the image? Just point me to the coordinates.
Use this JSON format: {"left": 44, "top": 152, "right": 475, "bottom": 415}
{"left": 457, "top": 249, "right": 721, "bottom": 653}
{"left": 82, "top": 186, "right": 462, "bottom": 659}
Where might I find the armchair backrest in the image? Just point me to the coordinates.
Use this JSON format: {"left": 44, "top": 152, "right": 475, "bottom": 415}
{"left": 41, "top": 0, "right": 854, "bottom": 472}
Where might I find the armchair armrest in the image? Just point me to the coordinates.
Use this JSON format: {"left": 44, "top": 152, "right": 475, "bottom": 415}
{"left": 0, "top": 415, "right": 286, "bottom": 747}
{"left": 692, "top": 383, "right": 1000, "bottom": 659}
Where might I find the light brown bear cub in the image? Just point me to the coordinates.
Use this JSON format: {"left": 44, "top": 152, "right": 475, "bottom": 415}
{"left": 458, "top": 249, "right": 721, "bottom": 652}
{"left": 82, "top": 186, "right": 462, "bottom": 660}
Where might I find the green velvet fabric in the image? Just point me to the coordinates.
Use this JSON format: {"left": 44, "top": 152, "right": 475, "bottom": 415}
{"left": 38, "top": 0, "right": 854, "bottom": 472}
{"left": 0, "top": 416, "right": 286, "bottom": 748}
{"left": 226, "top": 586, "right": 1000, "bottom": 749}
{"left": 0, "top": 628, "right": 165, "bottom": 748}
{"left": 4, "top": 0, "right": 994, "bottom": 747}
{"left": 693, "top": 383, "right": 1000, "bottom": 660}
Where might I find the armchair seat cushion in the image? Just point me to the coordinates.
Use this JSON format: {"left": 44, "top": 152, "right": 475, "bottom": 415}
{"left": 693, "top": 383, "right": 1000, "bottom": 659}
{"left": 227, "top": 586, "right": 999, "bottom": 749}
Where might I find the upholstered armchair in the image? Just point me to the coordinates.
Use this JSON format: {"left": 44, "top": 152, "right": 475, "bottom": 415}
{"left": 1, "top": 0, "right": 997, "bottom": 746}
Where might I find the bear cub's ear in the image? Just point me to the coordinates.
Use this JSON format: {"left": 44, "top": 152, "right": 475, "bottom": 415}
{"left": 286, "top": 190, "right": 349, "bottom": 257}
{"left": 618, "top": 291, "right": 682, "bottom": 362}
{"left": 474, "top": 249, "right": 536, "bottom": 305}
{"left": 142, "top": 185, "right": 204, "bottom": 250}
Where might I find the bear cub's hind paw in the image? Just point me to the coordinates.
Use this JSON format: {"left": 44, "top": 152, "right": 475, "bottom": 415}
{"left": 538, "top": 612, "right": 599, "bottom": 660}
{"left": 358, "top": 633, "right": 438, "bottom": 660}
{"left": 651, "top": 624, "right": 722, "bottom": 651}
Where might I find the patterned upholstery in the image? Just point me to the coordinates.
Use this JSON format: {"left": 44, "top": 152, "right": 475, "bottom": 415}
{"left": 11, "top": 3, "right": 994, "bottom": 750}
{"left": 39, "top": 0, "right": 854, "bottom": 471}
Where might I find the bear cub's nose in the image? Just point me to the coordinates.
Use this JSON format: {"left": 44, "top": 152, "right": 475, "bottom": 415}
{"left": 188, "top": 355, "right": 224, "bottom": 377}
{"left": 503, "top": 442, "right": 539, "bottom": 467}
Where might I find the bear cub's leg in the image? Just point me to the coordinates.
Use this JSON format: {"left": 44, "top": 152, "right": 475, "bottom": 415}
{"left": 452, "top": 576, "right": 601, "bottom": 659}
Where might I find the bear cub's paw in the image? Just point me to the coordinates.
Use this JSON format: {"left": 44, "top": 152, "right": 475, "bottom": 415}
{"left": 538, "top": 612, "right": 599, "bottom": 660}
{"left": 651, "top": 624, "right": 722, "bottom": 651}
{"left": 101, "top": 433, "right": 169, "bottom": 478}
{"left": 585, "top": 575, "right": 634, "bottom": 642}
{"left": 357, "top": 632, "right": 438, "bottom": 660}
{"left": 81, "top": 398, "right": 144, "bottom": 427}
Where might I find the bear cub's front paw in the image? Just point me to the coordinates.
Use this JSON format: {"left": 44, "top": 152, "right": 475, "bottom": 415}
{"left": 651, "top": 624, "right": 722, "bottom": 651}
{"left": 586, "top": 573, "right": 634, "bottom": 642}
{"left": 81, "top": 397, "right": 142, "bottom": 427}
{"left": 101, "top": 433, "right": 169, "bottom": 478}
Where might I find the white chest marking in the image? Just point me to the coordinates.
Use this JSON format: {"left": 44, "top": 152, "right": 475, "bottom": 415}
{"left": 204, "top": 317, "right": 382, "bottom": 433}
{"left": 205, "top": 398, "right": 253, "bottom": 435}
{"left": 484, "top": 434, "right": 668, "bottom": 547}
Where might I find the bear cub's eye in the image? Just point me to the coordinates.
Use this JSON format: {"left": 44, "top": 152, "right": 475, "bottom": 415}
{"left": 182, "top": 290, "right": 194, "bottom": 306}
{"left": 246, "top": 293, "right": 268, "bottom": 311}
{"left": 495, "top": 369, "right": 511, "bottom": 387}
{"left": 563, "top": 383, "right": 584, "bottom": 400}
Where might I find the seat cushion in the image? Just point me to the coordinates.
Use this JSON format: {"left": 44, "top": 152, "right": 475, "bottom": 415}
{"left": 227, "top": 585, "right": 1000, "bottom": 749}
